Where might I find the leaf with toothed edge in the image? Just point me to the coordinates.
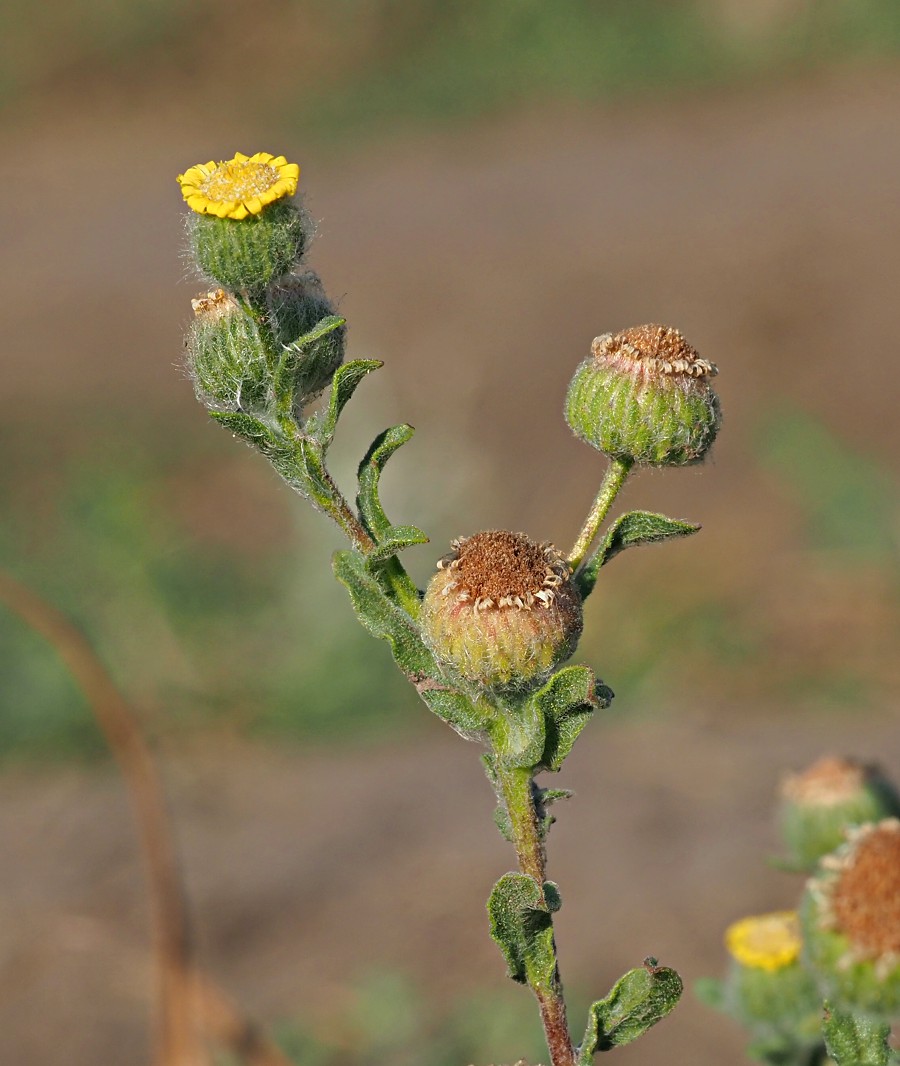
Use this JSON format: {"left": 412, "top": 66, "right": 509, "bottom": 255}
{"left": 577, "top": 511, "right": 700, "bottom": 598}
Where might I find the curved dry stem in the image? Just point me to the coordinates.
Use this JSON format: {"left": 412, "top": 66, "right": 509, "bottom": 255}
{"left": 0, "top": 569, "right": 291, "bottom": 1066}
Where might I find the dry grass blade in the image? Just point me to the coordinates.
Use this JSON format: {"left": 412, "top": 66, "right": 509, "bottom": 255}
{"left": 0, "top": 568, "right": 292, "bottom": 1066}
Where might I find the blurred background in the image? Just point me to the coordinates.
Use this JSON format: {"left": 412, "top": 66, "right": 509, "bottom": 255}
{"left": 2, "top": 1, "right": 900, "bottom": 1062}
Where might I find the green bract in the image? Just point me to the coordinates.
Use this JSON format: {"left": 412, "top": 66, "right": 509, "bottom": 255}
{"left": 189, "top": 199, "right": 309, "bottom": 291}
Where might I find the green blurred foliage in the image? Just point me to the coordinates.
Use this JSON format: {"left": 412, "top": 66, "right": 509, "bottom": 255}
{"left": 272, "top": 969, "right": 546, "bottom": 1066}
{"left": 5, "top": 0, "right": 900, "bottom": 129}
{"left": 758, "top": 409, "right": 900, "bottom": 565}
{"left": 3, "top": 408, "right": 898, "bottom": 759}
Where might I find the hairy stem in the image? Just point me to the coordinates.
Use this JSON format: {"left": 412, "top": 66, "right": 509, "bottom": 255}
{"left": 567, "top": 457, "right": 633, "bottom": 571}
{"left": 497, "top": 764, "right": 576, "bottom": 1066}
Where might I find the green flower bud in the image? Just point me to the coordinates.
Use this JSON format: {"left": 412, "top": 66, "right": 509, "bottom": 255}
{"left": 186, "top": 288, "right": 270, "bottom": 412}
{"left": 189, "top": 199, "right": 310, "bottom": 292}
{"left": 779, "top": 756, "right": 900, "bottom": 872}
{"left": 420, "top": 530, "right": 583, "bottom": 692}
{"left": 565, "top": 324, "right": 721, "bottom": 466}
{"left": 801, "top": 820, "right": 900, "bottom": 1019}
{"left": 721, "top": 913, "right": 822, "bottom": 1054}
{"left": 267, "top": 273, "right": 345, "bottom": 404}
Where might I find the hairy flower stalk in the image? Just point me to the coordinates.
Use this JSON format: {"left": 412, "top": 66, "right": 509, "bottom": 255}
{"left": 176, "top": 155, "right": 709, "bottom": 1066}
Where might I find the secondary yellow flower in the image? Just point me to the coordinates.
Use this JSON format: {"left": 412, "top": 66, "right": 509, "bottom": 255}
{"left": 177, "top": 152, "right": 300, "bottom": 220}
{"left": 725, "top": 911, "right": 802, "bottom": 972}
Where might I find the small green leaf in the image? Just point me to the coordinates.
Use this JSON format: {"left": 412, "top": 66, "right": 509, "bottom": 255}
{"left": 578, "top": 511, "right": 700, "bottom": 597}
{"left": 413, "top": 679, "right": 494, "bottom": 740}
{"left": 210, "top": 411, "right": 279, "bottom": 452}
{"left": 491, "top": 697, "right": 547, "bottom": 771}
{"left": 488, "top": 873, "right": 560, "bottom": 991}
{"left": 365, "top": 524, "right": 430, "bottom": 564}
{"left": 532, "top": 665, "right": 613, "bottom": 772}
{"left": 823, "top": 1004, "right": 893, "bottom": 1066}
{"left": 357, "top": 425, "right": 416, "bottom": 541}
{"left": 333, "top": 549, "right": 434, "bottom": 677}
{"left": 273, "top": 315, "right": 346, "bottom": 408}
{"left": 579, "top": 959, "right": 683, "bottom": 1059}
{"left": 318, "top": 359, "right": 382, "bottom": 450}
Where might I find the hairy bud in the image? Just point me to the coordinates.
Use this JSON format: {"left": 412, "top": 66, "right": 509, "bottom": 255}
{"left": 187, "top": 288, "right": 270, "bottom": 412}
{"left": 779, "top": 756, "right": 900, "bottom": 871}
{"left": 565, "top": 324, "right": 721, "bottom": 466}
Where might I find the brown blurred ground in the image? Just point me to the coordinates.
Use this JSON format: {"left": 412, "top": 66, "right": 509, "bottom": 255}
{"left": 2, "top": 55, "right": 900, "bottom": 1066}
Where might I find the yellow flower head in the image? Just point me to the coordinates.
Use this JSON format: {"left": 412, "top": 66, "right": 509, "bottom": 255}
{"left": 177, "top": 152, "right": 300, "bottom": 220}
{"left": 725, "top": 911, "right": 802, "bottom": 972}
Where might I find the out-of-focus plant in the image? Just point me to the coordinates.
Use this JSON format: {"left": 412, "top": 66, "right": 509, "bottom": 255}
{"left": 699, "top": 755, "right": 900, "bottom": 1065}
{"left": 175, "top": 150, "right": 725, "bottom": 1065}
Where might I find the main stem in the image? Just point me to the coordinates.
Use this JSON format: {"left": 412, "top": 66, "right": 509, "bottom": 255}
{"left": 498, "top": 764, "right": 576, "bottom": 1066}
{"left": 567, "top": 458, "right": 633, "bottom": 571}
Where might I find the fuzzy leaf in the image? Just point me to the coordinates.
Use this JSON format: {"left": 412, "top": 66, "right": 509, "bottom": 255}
{"left": 533, "top": 665, "right": 613, "bottom": 772}
{"left": 333, "top": 550, "right": 489, "bottom": 738}
{"left": 357, "top": 424, "right": 416, "bottom": 541}
{"left": 488, "top": 874, "right": 560, "bottom": 990}
{"left": 318, "top": 359, "right": 382, "bottom": 450}
{"left": 333, "top": 549, "right": 434, "bottom": 676}
{"left": 822, "top": 1005, "right": 893, "bottom": 1066}
{"left": 365, "top": 524, "right": 430, "bottom": 564}
{"left": 210, "top": 411, "right": 280, "bottom": 453}
{"left": 579, "top": 959, "right": 683, "bottom": 1059}
{"left": 273, "top": 315, "right": 346, "bottom": 407}
{"left": 578, "top": 511, "right": 700, "bottom": 597}
{"left": 491, "top": 697, "right": 547, "bottom": 771}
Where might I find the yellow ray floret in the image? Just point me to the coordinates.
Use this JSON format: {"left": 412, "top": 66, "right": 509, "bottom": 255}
{"left": 177, "top": 152, "right": 300, "bottom": 220}
{"left": 725, "top": 911, "right": 802, "bottom": 972}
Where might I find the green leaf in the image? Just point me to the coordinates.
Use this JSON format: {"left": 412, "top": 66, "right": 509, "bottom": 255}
{"left": 357, "top": 425, "right": 416, "bottom": 541}
{"left": 823, "top": 1004, "right": 894, "bottom": 1066}
{"left": 210, "top": 411, "right": 280, "bottom": 453}
{"left": 533, "top": 665, "right": 613, "bottom": 772}
{"left": 579, "top": 959, "right": 683, "bottom": 1059}
{"left": 333, "top": 550, "right": 490, "bottom": 739}
{"left": 487, "top": 873, "right": 560, "bottom": 990}
{"left": 273, "top": 315, "right": 346, "bottom": 408}
{"left": 577, "top": 511, "right": 700, "bottom": 597}
{"left": 365, "top": 523, "right": 430, "bottom": 564}
{"left": 490, "top": 697, "right": 547, "bottom": 771}
{"left": 318, "top": 359, "right": 382, "bottom": 450}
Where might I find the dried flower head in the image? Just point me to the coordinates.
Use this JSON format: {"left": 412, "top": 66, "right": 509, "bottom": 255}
{"left": 802, "top": 819, "right": 900, "bottom": 1018}
{"left": 421, "top": 530, "right": 583, "bottom": 689}
{"left": 565, "top": 324, "right": 721, "bottom": 467}
{"left": 779, "top": 756, "right": 900, "bottom": 871}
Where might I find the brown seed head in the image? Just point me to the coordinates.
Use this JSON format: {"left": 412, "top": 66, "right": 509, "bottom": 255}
{"left": 828, "top": 821, "right": 900, "bottom": 958}
{"left": 436, "top": 530, "right": 570, "bottom": 612}
{"left": 592, "top": 324, "right": 717, "bottom": 381}
{"left": 782, "top": 756, "right": 869, "bottom": 808}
